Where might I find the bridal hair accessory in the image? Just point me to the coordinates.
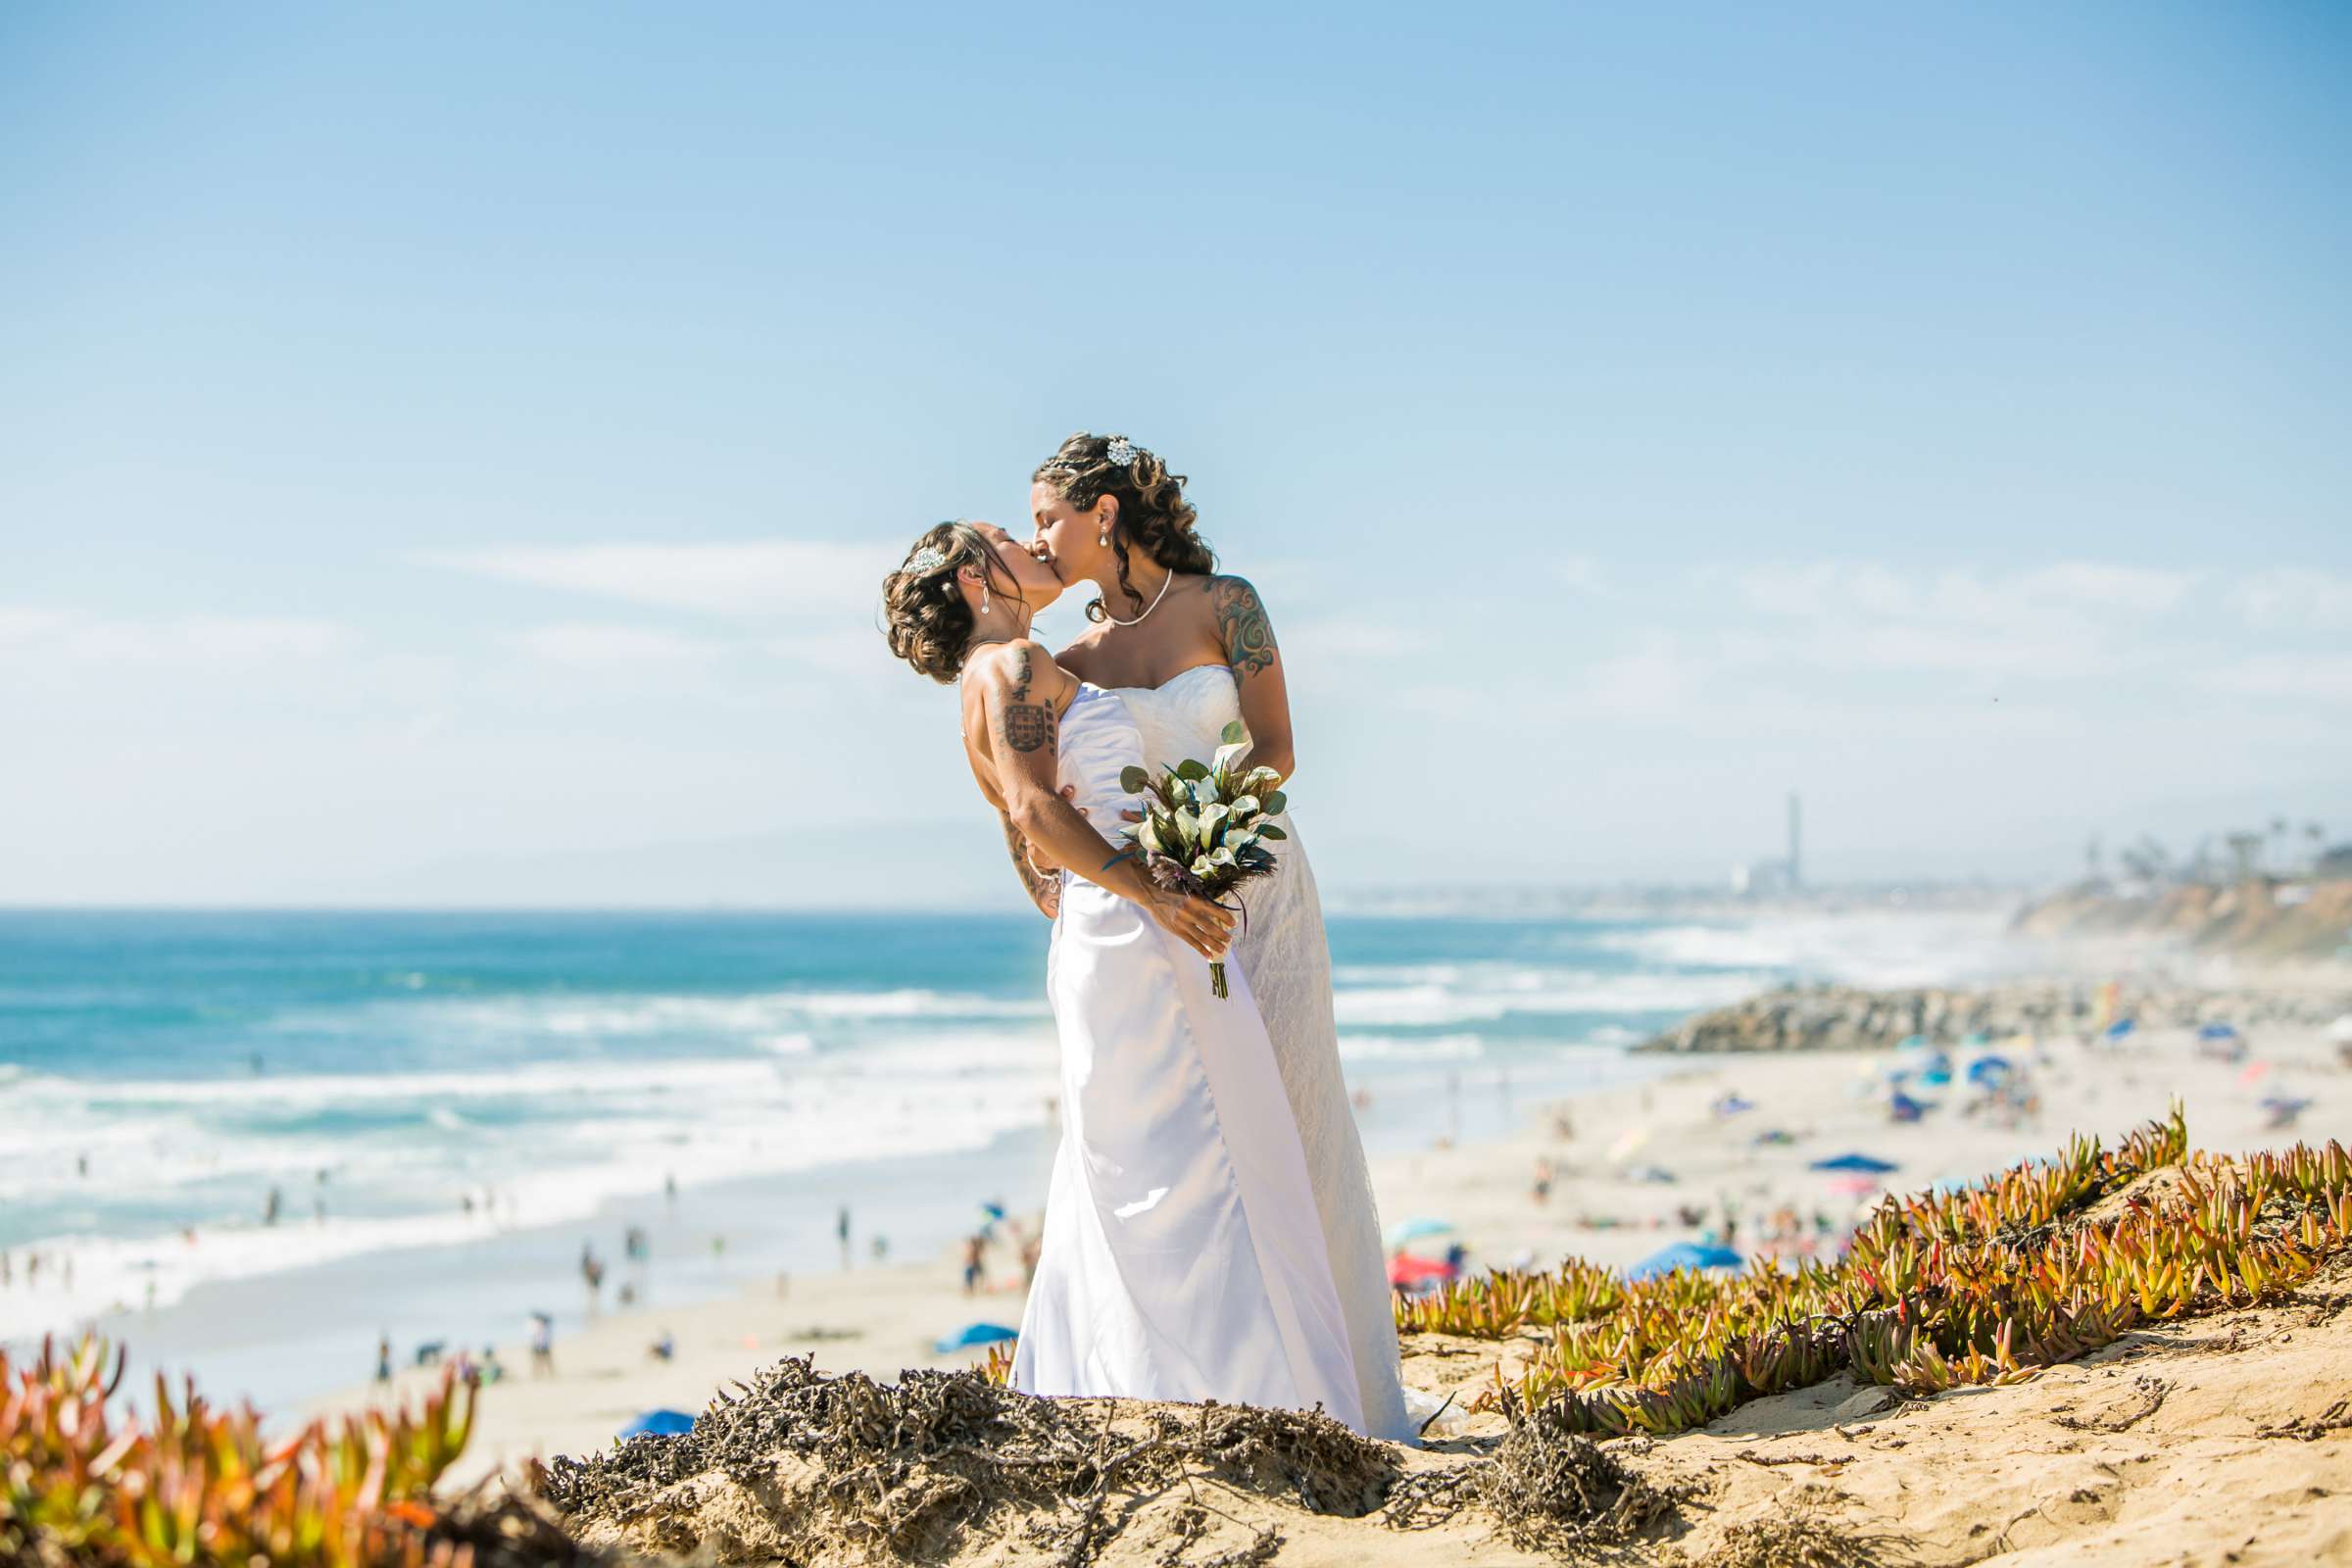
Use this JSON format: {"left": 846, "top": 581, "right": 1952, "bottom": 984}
{"left": 1104, "top": 436, "right": 1137, "bottom": 466}
{"left": 904, "top": 545, "right": 951, "bottom": 574}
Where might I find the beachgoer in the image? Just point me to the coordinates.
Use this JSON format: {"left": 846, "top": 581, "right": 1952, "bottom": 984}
{"left": 649, "top": 1330, "right": 674, "bottom": 1362}
{"left": 1532, "top": 1157, "right": 1554, "bottom": 1205}
{"left": 836, "top": 1204, "right": 851, "bottom": 1269}
{"left": 528, "top": 1315, "right": 554, "bottom": 1377}
{"left": 375, "top": 1333, "right": 392, "bottom": 1385}
{"left": 960, "top": 1234, "right": 985, "bottom": 1295}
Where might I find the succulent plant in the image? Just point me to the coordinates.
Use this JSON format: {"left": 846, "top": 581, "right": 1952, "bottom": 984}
{"left": 1431, "top": 1111, "right": 2348, "bottom": 1435}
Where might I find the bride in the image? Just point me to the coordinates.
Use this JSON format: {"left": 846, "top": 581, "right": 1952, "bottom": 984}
{"left": 880, "top": 519, "right": 1374, "bottom": 1435}
{"left": 1024, "top": 433, "right": 1413, "bottom": 1443}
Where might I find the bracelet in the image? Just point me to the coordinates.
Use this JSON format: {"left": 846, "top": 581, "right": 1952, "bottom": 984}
{"left": 1098, "top": 850, "right": 1135, "bottom": 873}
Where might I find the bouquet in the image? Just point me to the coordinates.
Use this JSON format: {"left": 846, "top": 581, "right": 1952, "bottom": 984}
{"left": 1120, "top": 721, "right": 1287, "bottom": 1000}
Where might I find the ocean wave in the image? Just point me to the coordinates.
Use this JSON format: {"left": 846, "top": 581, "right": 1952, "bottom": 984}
{"left": 1332, "top": 970, "right": 1768, "bottom": 1027}
{"left": 1594, "top": 912, "right": 2027, "bottom": 987}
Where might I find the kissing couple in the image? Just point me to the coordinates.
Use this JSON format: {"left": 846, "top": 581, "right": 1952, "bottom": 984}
{"left": 879, "top": 432, "right": 1411, "bottom": 1441}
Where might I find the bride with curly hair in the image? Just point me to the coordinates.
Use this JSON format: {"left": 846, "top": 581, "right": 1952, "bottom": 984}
{"left": 1022, "top": 432, "right": 1413, "bottom": 1443}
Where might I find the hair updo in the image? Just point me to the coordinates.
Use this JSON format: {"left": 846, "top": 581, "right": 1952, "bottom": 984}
{"left": 880, "top": 521, "right": 1018, "bottom": 684}
{"left": 1033, "top": 432, "right": 1217, "bottom": 623}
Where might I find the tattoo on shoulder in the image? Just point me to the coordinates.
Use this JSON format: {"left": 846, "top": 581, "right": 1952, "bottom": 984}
{"left": 1001, "top": 699, "right": 1055, "bottom": 754}
{"left": 1009, "top": 645, "right": 1032, "bottom": 702}
{"left": 1209, "top": 576, "right": 1277, "bottom": 677}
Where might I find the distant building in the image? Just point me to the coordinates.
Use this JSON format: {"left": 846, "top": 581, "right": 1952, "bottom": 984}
{"left": 1731, "top": 791, "right": 1803, "bottom": 897}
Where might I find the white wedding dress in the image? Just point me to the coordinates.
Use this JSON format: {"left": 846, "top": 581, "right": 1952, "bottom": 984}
{"left": 1010, "top": 682, "right": 1368, "bottom": 1434}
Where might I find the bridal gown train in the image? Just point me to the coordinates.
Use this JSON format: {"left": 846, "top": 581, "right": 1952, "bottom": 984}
{"left": 1107, "top": 664, "right": 1413, "bottom": 1444}
{"left": 1010, "top": 682, "right": 1367, "bottom": 1433}
{"left": 1011, "top": 667, "right": 1411, "bottom": 1439}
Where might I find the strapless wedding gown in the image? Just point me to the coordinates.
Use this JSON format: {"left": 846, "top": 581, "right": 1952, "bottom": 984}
{"left": 1103, "top": 664, "right": 1412, "bottom": 1444}
{"left": 1009, "top": 683, "right": 1367, "bottom": 1433}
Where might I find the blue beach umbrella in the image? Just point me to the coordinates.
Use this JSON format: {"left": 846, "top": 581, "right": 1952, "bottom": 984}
{"left": 2198, "top": 1023, "right": 2239, "bottom": 1041}
{"left": 934, "top": 1322, "right": 1019, "bottom": 1353}
{"left": 2104, "top": 1018, "right": 2136, "bottom": 1042}
{"left": 1811, "top": 1152, "right": 1901, "bottom": 1175}
{"left": 1966, "top": 1054, "right": 2014, "bottom": 1085}
{"left": 617, "top": 1408, "right": 696, "bottom": 1439}
{"left": 1387, "top": 1217, "right": 1456, "bottom": 1249}
{"left": 1627, "top": 1243, "right": 1742, "bottom": 1280}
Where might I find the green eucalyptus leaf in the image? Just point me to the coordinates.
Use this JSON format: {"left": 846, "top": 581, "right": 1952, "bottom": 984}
{"left": 1119, "top": 765, "right": 1150, "bottom": 795}
{"left": 1175, "top": 759, "right": 1210, "bottom": 782}
{"left": 1256, "top": 823, "right": 1288, "bottom": 841}
{"left": 1219, "top": 719, "right": 1248, "bottom": 746}
{"left": 1260, "top": 790, "right": 1288, "bottom": 816}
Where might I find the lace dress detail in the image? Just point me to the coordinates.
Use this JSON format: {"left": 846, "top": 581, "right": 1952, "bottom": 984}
{"left": 1102, "top": 666, "right": 1413, "bottom": 1443}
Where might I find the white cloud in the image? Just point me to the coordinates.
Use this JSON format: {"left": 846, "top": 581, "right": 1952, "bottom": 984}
{"left": 511, "top": 623, "right": 725, "bottom": 668}
{"left": 0, "top": 609, "right": 348, "bottom": 665}
{"left": 2193, "top": 654, "right": 2352, "bottom": 702}
{"left": 423, "top": 541, "right": 889, "bottom": 617}
{"left": 1733, "top": 561, "right": 2199, "bottom": 624}
{"left": 2228, "top": 569, "right": 2352, "bottom": 628}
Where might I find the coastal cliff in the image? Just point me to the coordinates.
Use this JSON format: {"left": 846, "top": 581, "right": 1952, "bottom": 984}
{"left": 2011, "top": 876, "right": 2352, "bottom": 961}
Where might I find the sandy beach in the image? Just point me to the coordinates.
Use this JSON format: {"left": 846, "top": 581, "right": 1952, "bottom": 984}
{"left": 304, "top": 973, "right": 2349, "bottom": 1540}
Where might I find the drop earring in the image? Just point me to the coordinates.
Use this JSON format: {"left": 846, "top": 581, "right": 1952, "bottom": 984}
{"left": 981, "top": 582, "right": 991, "bottom": 613}
{"left": 1098, "top": 530, "right": 1109, "bottom": 547}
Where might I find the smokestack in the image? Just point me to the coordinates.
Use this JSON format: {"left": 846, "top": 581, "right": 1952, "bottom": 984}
{"left": 1788, "top": 791, "right": 1802, "bottom": 889}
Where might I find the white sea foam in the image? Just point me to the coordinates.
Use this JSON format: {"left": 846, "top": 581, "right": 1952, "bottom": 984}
{"left": 1595, "top": 911, "right": 2030, "bottom": 988}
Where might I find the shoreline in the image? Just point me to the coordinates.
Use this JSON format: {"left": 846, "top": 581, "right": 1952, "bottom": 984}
{"left": 319, "top": 975, "right": 2346, "bottom": 1490}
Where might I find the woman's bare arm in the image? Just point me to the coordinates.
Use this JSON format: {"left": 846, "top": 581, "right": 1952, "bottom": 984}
{"left": 968, "top": 640, "right": 1234, "bottom": 960}
{"left": 997, "top": 808, "right": 1060, "bottom": 918}
{"left": 1206, "top": 575, "right": 1296, "bottom": 781}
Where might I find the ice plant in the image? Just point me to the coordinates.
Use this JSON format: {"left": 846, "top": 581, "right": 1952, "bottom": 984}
{"left": 1121, "top": 720, "right": 1287, "bottom": 1000}
{"left": 1390, "top": 1106, "right": 2349, "bottom": 1437}
{"left": 1, "top": 1332, "right": 480, "bottom": 1567}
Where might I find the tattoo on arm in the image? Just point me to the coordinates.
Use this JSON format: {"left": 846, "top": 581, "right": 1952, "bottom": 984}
{"left": 996, "top": 644, "right": 1055, "bottom": 753}
{"left": 1209, "top": 576, "right": 1278, "bottom": 678}
{"left": 1000, "top": 809, "right": 1060, "bottom": 917}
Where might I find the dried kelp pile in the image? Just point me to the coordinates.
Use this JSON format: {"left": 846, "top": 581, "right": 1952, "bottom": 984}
{"left": 534, "top": 1356, "right": 1399, "bottom": 1564}
{"left": 1381, "top": 1396, "right": 1679, "bottom": 1555}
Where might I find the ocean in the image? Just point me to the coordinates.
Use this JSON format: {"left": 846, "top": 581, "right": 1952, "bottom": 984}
{"left": 0, "top": 906, "right": 2017, "bottom": 1410}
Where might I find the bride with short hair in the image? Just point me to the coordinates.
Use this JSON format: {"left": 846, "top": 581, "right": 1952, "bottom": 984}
{"left": 881, "top": 518, "right": 1374, "bottom": 1436}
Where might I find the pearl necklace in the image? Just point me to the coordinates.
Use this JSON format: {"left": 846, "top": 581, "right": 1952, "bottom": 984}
{"left": 1100, "top": 569, "right": 1175, "bottom": 627}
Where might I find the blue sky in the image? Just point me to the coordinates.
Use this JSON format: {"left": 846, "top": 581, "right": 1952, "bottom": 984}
{"left": 3, "top": 3, "right": 2347, "bottom": 906}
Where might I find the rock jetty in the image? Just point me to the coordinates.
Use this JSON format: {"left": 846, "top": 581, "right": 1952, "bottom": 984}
{"left": 1634, "top": 980, "right": 2352, "bottom": 1054}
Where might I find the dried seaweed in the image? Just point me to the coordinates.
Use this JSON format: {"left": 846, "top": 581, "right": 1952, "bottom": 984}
{"left": 536, "top": 1357, "right": 1396, "bottom": 1565}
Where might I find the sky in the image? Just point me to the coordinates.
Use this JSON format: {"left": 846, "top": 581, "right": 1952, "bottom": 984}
{"left": 3, "top": 3, "right": 2348, "bottom": 908}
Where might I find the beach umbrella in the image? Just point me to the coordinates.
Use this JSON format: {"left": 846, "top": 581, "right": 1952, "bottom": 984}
{"left": 2198, "top": 1023, "right": 2240, "bottom": 1042}
{"left": 1811, "top": 1152, "right": 1900, "bottom": 1174}
{"left": 1896, "top": 1034, "right": 1930, "bottom": 1051}
{"left": 1626, "top": 1242, "right": 1741, "bottom": 1280}
{"left": 617, "top": 1409, "right": 696, "bottom": 1439}
{"left": 1387, "top": 1217, "right": 1456, "bottom": 1249}
{"left": 1828, "top": 1175, "right": 1881, "bottom": 1196}
{"left": 932, "top": 1322, "right": 1019, "bottom": 1353}
{"left": 1965, "top": 1054, "right": 2013, "bottom": 1085}
{"left": 2103, "top": 1019, "right": 2136, "bottom": 1042}
{"left": 1712, "top": 1095, "right": 1756, "bottom": 1116}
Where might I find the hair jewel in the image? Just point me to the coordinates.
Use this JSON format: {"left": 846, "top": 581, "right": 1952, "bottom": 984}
{"left": 1105, "top": 436, "right": 1136, "bottom": 466}
{"left": 904, "top": 544, "right": 951, "bottom": 574}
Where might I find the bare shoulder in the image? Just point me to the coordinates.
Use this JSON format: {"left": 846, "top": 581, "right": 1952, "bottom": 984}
{"left": 1200, "top": 573, "right": 1279, "bottom": 674}
{"left": 1053, "top": 621, "right": 1111, "bottom": 683}
{"left": 966, "top": 638, "right": 1074, "bottom": 707}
